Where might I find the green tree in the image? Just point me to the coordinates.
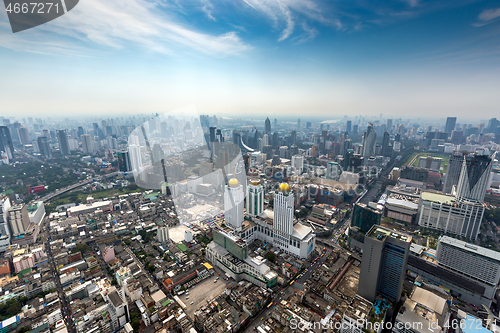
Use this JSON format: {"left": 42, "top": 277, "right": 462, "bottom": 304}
{"left": 265, "top": 252, "right": 276, "bottom": 263}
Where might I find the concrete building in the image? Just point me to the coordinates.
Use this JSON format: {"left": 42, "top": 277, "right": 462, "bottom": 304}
{"left": 351, "top": 203, "right": 381, "bottom": 234}
{"left": 456, "top": 154, "right": 493, "bottom": 203}
{"left": 7, "top": 204, "right": 30, "bottom": 237}
{"left": 436, "top": 236, "right": 500, "bottom": 287}
{"left": 393, "top": 285, "right": 451, "bottom": 333}
{"left": 358, "top": 225, "right": 412, "bottom": 302}
{"left": 224, "top": 178, "right": 245, "bottom": 232}
{"left": 0, "top": 196, "right": 11, "bottom": 252}
{"left": 326, "top": 162, "right": 341, "bottom": 180}
{"left": 246, "top": 180, "right": 264, "bottom": 217}
{"left": 362, "top": 123, "right": 376, "bottom": 160}
{"left": 340, "top": 295, "right": 373, "bottom": 333}
{"left": 418, "top": 192, "right": 484, "bottom": 240}
{"left": 157, "top": 226, "right": 170, "bottom": 243}
{"left": 418, "top": 156, "right": 442, "bottom": 171}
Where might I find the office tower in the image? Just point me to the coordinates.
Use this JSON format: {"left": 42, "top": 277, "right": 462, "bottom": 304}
{"left": 443, "top": 152, "right": 467, "bottom": 194}
{"left": 274, "top": 118, "right": 277, "bottom": 127}
{"left": 456, "top": 154, "right": 493, "bottom": 203}
{"left": 224, "top": 178, "right": 245, "bottom": 232}
{"left": 18, "top": 126, "right": 30, "bottom": 145}
{"left": 7, "top": 204, "right": 30, "bottom": 237}
{"left": 351, "top": 203, "right": 382, "bottom": 234}
{"left": 444, "top": 117, "right": 457, "bottom": 137}
{"left": 291, "top": 155, "right": 304, "bottom": 174}
{"left": 128, "top": 144, "right": 142, "bottom": 175}
{"left": 436, "top": 236, "right": 500, "bottom": 286}
{"left": 291, "top": 130, "right": 296, "bottom": 145}
{"left": 37, "top": 136, "right": 52, "bottom": 158}
{"left": 157, "top": 226, "right": 170, "bottom": 243}
{"left": 151, "top": 143, "right": 164, "bottom": 166}
{"left": 247, "top": 180, "right": 264, "bottom": 217}
{"left": 353, "top": 125, "right": 358, "bottom": 135}
{"left": 117, "top": 151, "right": 132, "bottom": 172}
{"left": 362, "top": 123, "right": 376, "bottom": 159}
{"left": 381, "top": 131, "right": 390, "bottom": 157}
{"left": 107, "top": 135, "right": 118, "bottom": 150}
{"left": 77, "top": 126, "right": 84, "bottom": 138}
{"left": 209, "top": 126, "right": 216, "bottom": 142}
{"left": 297, "top": 118, "right": 300, "bottom": 129}
{"left": 487, "top": 118, "right": 500, "bottom": 133}
{"left": 346, "top": 120, "right": 352, "bottom": 133}
{"left": 326, "top": 162, "right": 341, "bottom": 180}
{"left": 57, "top": 130, "right": 70, "bottom": 156}
{"left": 0, "top": 196, "right": 12, "bottom": 252}
{"left": 81, "top": 134, "right": 93, "bottom": 154}
{"left": 272, "top": 132, "right": 279, "bottom": 148}
{"left": 274, "top": 183, "right": 294, "bottom": 236}
{"left": 306, "top": 122, "right": 311, "bottom": 129}
{"left": 358, "top": 226, "right": 411, "bottom": 302}
{"left": 0, "top": 126, "right": 14, "bottom": 160}
{"left": 386, "top": 119, "right": 393, "bottom": 132}
{"left": 265, "top": 117, "right": 271, "bottom": 134}
{"left": 215, "top": 128, "right": 223, "bottom": 142}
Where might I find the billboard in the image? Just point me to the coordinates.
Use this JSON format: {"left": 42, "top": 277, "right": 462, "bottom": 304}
{"left": 29, "top": 185, "right": 46, "bottom": 194}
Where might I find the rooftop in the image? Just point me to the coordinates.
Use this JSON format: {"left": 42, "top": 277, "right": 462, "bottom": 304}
{"left": 439, "top": 236, "right": 500, "bottom": 262}
{"left": 421, "top": 191, "right": 455, "bottom": 204}
{"left": 367, "top": 225, "right": 412, "bottom": 243}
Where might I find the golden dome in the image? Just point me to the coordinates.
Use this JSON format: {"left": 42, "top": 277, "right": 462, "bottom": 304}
{"left": 279, "top": 183, "right": 290, "bottom": 191}
{"left": 251, "top": 179, "right": 260, "bottom": 186}
{"left": 228, "top": 178, "right": 239, "bottom": 187}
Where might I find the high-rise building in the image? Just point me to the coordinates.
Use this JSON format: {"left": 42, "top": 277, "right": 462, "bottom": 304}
{"left": 297, "top": 118, "right": 301, "bottom": 129}
{"left": 386, "top": 119, "right": 393, "bottom": 133}
{"left": 77, "top": 126, "right": 84, "bottom": 138}
{"left": 18, "top": 126, "right": 30, "bottom": 145}
{"left": 117, "top": 151, "right": 132, "bottom": 172}
{"left": 456, "top": 154, "right": 493, "bottom": 203}
{"left": 157, "top": 226, "right": 170, "bottom": 243}
{"left": 346, "top": 120, "right": 352, "bottom": 133}
{"left": 274, "top": 183, "right": 294, "bottom": 237}
{"left": 0, "top": 126, "right": 14, "bottom": 160}
{"left": 224, "top": 178, "right": 245, "bottom": 232}
{"left": 443, "top": 152, "right": 468, "bottom": 194}
{"left": 57, "top": 130, "right": 70, "bottom": 156}
{"left": 358, "top": 225, "right": 411, "bottom": 302}
{"left": 362, "top": 123, "right": 376, "bottom": 159}
{"left": 351, "top": 203, "right": 381, "bottom": 234}
{"left": 37, "top": 136, "right": 52, "bottom": 158}
{"left": 247, "top": 180, "right": 264, "bottom": 217}
{"left": 444, "top": 117, "right": 457, "bottom": 137}
{"left": 436, "top": 236, "right": 500, "bottom": 286}
{"left": 326, "top": 161, "right": 341, "bottom": 180}
{"left": 81, "top": 134, "right": 93, "bottom": 154}
{"left": 381, "top": 131, "right": 390, "bottom": 157}
{"left": 209, "top": 126, "right": 216, "bottom": 142}
{"left": 265, "top": 117, "right": 271, "bottom": 134}
{"left": 353, "top": 124, "right": 358, "bottom": 135}
{"left": 7, "top": 204, "right": 30, "bottom": 237}
{"left": 0, "top": 196, "right": 12, "bottom": 252}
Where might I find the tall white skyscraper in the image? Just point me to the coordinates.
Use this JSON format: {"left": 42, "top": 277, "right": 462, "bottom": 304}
{"left": 362, "top": 122, "right": 377, "bottom": 160}
{"left": 247, "top": 180, "right": 264, "bottom": 217}
{"left": 224, "top": 178, "right": 245, "bottom": 232}
{"left": 273, "top": 183, "right": 294, "bottom": 236}
{"left": 291, "top": 155, "right": 304, "bottom": 175}
{"left": 0, "top": 196, "right": 12, "bottom": 252}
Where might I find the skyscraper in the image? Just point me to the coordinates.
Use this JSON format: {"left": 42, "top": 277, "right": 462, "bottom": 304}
{"left": 456, "top": 154, "right": 493, "bottom": 203}
{"left": 297, "top": 118, "right": 301, "bottom": 129}
{"left": 117, "top": 151, "right": 132, "bottom": 172}
{"left": 37, "top": 136, "right": 52, "bottom": 158}
{"left": 346, "top": 120, "right": 352, "bottom": 133}
{"left": 0, "top": 126, "right": 14, "bottom": 160}
{"left": 18, "top": 126, "right": 30, "bottom": 145}
{"left": 362, "top": 123, "right": 376, "bottom": 159}
{"left": 247, "top": 180, "right": 264, "bottom": 217}
{"left": 443, "top": 152, "right": 468, "bottom": 194}
{"left": 57, "top": 130, "right": 70, "bottom": 156}
{"left": 386, "top": 119, "right": 393, "bottom": 133}
{"left": 81, "top": 134, "right": 93, "bottom": 154}
{"left": 381, "top": 131, "right": 390, "bottom": 157}
{"left": 274, "top": 183, "right": 294, "bottom": 236}
{"left": 224, "top": 178, "right": 245, "bottom": 232}
{"left": 265, "top": 117, "right": 271, "bottom": 134}
{"left": 444, "top": 117, "right": 457, "bottom": 137}
{"left": 0, "top": 196, "right": 12, "bottom": 252}
{"left": 352, "top": 203, "right": 381, "bottom": 234}
{"left": 358, "top": 225, "right": 411, "bottom": 302}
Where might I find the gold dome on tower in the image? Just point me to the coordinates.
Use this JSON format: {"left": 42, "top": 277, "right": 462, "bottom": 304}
{"left": 279, "top": 183, "right": 290, "bottom": 191}
{"left": 228, "top": 178, "right": 239, "bottom": 187}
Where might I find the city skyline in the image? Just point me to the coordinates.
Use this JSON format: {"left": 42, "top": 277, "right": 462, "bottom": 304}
{"left": 1, "top": 0, "right": 500, "bottom": 117}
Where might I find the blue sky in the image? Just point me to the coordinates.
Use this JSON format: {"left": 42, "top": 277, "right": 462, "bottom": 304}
{"left": 1, "top": 0, "right": 500, "bottom": 119}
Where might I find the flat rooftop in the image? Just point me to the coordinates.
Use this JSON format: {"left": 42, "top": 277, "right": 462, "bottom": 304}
{"left": 421, "top": 191, "right": 455, "bottom": 204}
{"left": 439, "top": 236, "right": 500, "bottom": 262}
{"left": 367, "top": 225, "right": 412, "bottom": 243}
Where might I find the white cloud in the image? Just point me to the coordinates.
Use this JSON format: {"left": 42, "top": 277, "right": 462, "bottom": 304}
{"left": 0, "top": 0, "right": 250, "bottom": 56}
{"left": 292, "top": 22, "right": 318, "bottom": 44}
{"left": 473, "top": 7, "right": 500, "bottom": 27}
